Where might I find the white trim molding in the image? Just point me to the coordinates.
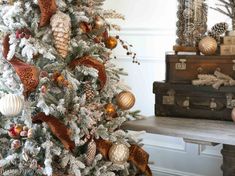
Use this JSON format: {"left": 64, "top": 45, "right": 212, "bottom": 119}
{"left": 151, "top": 165, "right": 205, "bottom": 176}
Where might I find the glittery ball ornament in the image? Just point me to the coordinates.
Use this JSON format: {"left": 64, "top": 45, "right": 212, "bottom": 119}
{"left": 105, "top": 36, "right": 118, "bottom": 50}
{"left": 104, "top": 103, "right": 117, "bottom": 119}
{"left": 108, "top": 143, "right": 130, "bottom": 164}
{"left": 94, "top": 16, "right": 105, "bottom": 29}
{"left": 116, "top": 91, "right": 135, "bottom": 110}
{"left": 0, "top": 94, "right": 24, "bottom": 117}
{"left": 198, "top": 36, "right": 217, "bottom": 55}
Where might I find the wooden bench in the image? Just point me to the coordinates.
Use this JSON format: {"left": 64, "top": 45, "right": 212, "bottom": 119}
{"left": 122, "top": 116, "right": 235, "bottom": 176}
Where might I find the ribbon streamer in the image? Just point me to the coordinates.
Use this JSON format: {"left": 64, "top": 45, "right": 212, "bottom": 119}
{"left": 32, "top": 112, "right": 75, "bottom": 151}
{"left": 38, "top": 0, "right": 57, "bottom": 27}
{"left": 3, "top": 35, "right": 39, "bottom": 96}
{"left": 69, "top": 56, "right": 107, "bottom": 90}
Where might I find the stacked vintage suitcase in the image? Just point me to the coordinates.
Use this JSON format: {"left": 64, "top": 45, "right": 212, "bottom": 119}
{"left": 153, "top": 54, "right": 235, "bottom": 121}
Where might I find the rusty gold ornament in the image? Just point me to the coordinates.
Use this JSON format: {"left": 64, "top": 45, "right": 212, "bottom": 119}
{"left": 105, "top": 36, "right": 118, "bottom": 49}
{"left": 116, "top": 91, "right": 135, "bottom": 110}
{"left": 108, "top": 143, "right": 130, "bottom": 165}
{"left": 94, "top": 16, "right": 105, "bottom": 29}
{"left": 104, "top": 103, "right": 117, "bottom": 119}
{"left": 198, "top": 36, "right": 217, "bottom": 55}
{"left": 69, "top": 56, "right": 107, "bottom": 90}
{"left": 38, "top": 0, "right": 57, "bottom": 27}
{"left": 50, "top": 11, "right": 71, "bottom": 58}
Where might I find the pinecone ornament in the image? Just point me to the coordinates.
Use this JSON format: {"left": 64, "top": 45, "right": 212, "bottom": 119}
{"left": 86, "top": 139, "right": 96, "bottom": 166}
{"left": 208, "top": 31, "right": 220, "bottom": 43}
{"left": 211, "top": 22, "right": 228, "bottom": 36}
{"left": 50, "top": 11, "right": 71, "bottom": 58}
{"left": 84, "top": 83, "right": 95, "bottom": 102}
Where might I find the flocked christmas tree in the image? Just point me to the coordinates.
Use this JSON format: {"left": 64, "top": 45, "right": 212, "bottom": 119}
{"left": 0, "top": 0, "right": 152, "bottom": 176}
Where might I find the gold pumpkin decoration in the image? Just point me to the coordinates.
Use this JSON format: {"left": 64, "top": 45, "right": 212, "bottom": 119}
{"left": 108, "top": 143, "right": 130, "bottom": 165}
{"left": 198, "top": 36, "right": 217, "bottom": 55}
{"left": 116, "top": 91, "right": 135, "bottom": 110}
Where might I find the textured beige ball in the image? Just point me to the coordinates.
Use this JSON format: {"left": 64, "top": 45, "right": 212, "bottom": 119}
{"left": 108, "top": 143, "right": 130, "bottom": 164}
{"left": 231, "top": 108, "right": 235, "bottom": 122}
{"left": 116, "top": 91, "right": 135, "bottom": 110}
{"left": 198, "top": 36, "right": 217, "bottom": 55}
{"left": 0, "top": 94, "right": 24, "bottom": 117}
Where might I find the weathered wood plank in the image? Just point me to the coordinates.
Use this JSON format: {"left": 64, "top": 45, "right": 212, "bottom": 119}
{"left": 122, "top": 116, "right": 235, "bottom": 145}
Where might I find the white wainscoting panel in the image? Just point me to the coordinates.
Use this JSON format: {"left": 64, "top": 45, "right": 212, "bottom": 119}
{"left": 104, "top": 1, "right": 225, "bottom": 176}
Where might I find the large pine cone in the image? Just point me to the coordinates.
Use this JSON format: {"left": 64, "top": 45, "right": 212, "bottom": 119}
{"left": 50, "top": 11, "right": 71, "bottom": 58}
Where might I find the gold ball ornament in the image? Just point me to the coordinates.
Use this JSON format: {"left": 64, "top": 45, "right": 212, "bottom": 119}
{"left": 0, "top": 94, "right": 24, "bottom": 117}
{"left": 108, "top": 143, "right": 130, "bottom": 164}
{"left": 198, "top": 36, "right": 217, "bottom": 55}
{"left": 94, "top": 16, "right": 105, "bottom": 29}
{"left": 104, "top": 103, "right": 117, "bottom": 119}
{"left": 116, "top": 91, "right": 135, "bottom": 110}
{"left": 105, "top": 36, "right": 118, "bottom": 50}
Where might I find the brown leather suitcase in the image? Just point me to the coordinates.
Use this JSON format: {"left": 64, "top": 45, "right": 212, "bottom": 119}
{"left": 166, "top": 54, "right": 235, "bottom": 84}
{"left": 153, "top": 81, "right": 235, "bottom": 121}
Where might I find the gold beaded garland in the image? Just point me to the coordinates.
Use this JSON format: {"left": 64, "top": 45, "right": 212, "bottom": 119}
{"left": 198, "top": 36, "right": 217, "bottom": 55}
{"left": 116, "top": 91, "right": 135, "bottom": 110}
{"left": 108, "top": 143, "right": 130, "bottom": 164}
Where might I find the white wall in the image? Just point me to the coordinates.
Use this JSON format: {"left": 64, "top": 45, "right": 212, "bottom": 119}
{"left": 104, "top": 1, "right": 227, "bottom": 176}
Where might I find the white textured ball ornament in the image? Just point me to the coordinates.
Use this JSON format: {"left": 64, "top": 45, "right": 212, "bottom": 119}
{"left": 198, "top": 36, "right": 217, "bottom": 55}
{"left": 0, "top": 94, "right": 24, "bottom": 117}
{"left": 108, "top": 143, "right": 130, "bottom": 164}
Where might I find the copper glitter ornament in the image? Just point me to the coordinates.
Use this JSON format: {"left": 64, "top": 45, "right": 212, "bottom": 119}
{"left": 104, "top": 103, "right": 117, "bottom": 119}
{"left": 105, "top": 36, "right": 118, "bottom": 49}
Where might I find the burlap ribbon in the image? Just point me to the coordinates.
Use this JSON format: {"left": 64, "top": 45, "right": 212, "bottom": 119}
{"left": 95, "top": 139, "right": 152, "bottom": 176}
{"left": 32, "top": 112, "right": 75, "bottom": 151}
{"left": 3, "top": 35, "right": 39, "bottom": 96}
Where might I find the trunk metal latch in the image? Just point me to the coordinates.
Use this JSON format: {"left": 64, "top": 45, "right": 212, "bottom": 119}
{"left": 175, "top": 59, "right": 187, "bottom": 70}
{"left": 163, "top": 89, "right": 175, "bottom": 105}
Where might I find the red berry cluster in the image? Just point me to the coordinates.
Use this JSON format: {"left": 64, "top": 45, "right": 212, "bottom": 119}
{"left": 15, "top": 29, "right": 31, "bottom": 39}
